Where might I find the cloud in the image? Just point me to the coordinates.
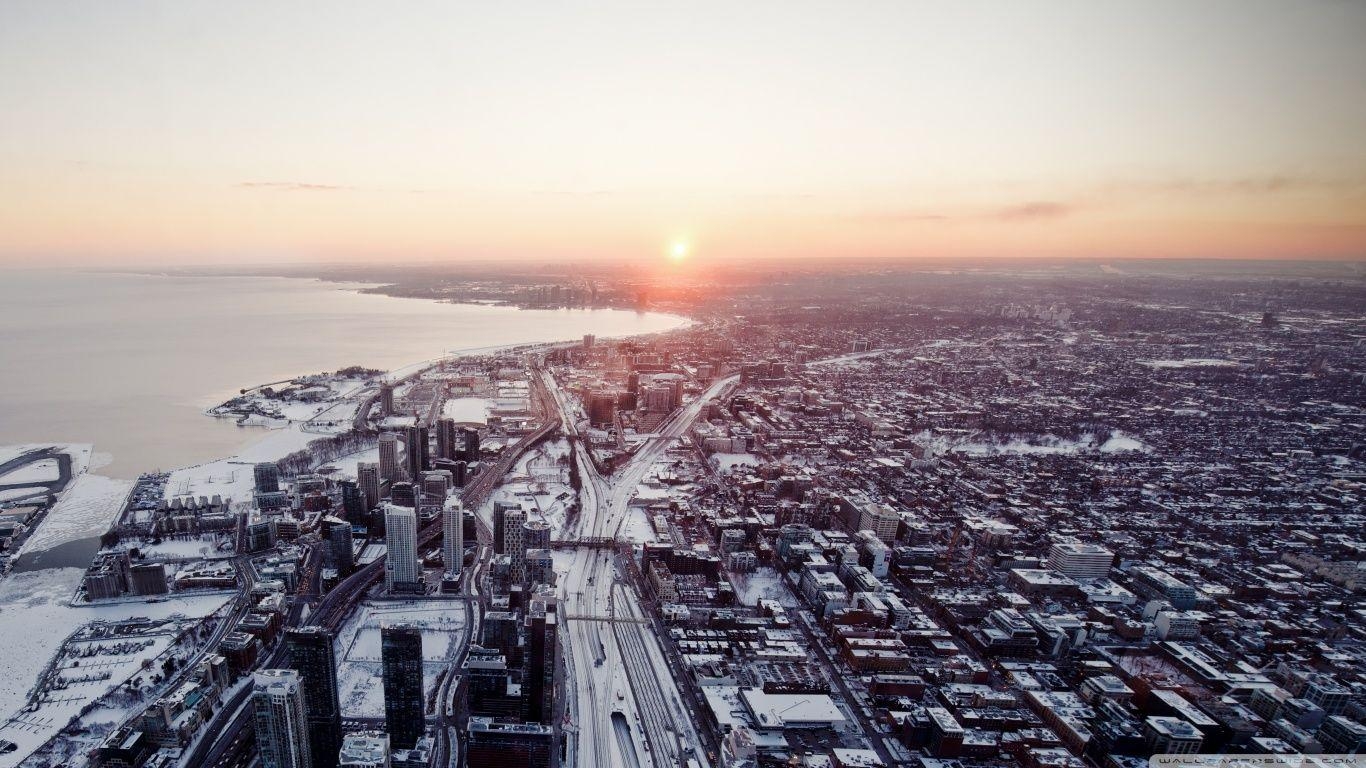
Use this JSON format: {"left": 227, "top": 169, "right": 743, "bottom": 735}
{"left": 994, "top": 201, "right": 1073, "bottom": 220}
{"left": 237, "top": 181, "right": 348, "bottom": 191}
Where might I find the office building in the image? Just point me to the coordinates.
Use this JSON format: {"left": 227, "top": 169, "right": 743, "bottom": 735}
{"left": 357, "top": 463, "right": 381, "bottom": 512}
{"left": 284, "top": 628, "right": 343, "bottom": 768}
{"left": 378, "top": 434, "right": 401, "bottom": 483}
{"left": 462, "top": 428, "right": 480, "bottom": 461}
{"left": 1047, "top": 541, "right": 1115, "bottom": 580}
{"left": 129, "top": 562, "right": 169, "bottom": 596}
{"left": 435, "top": 418, "right": 458, "bottom": 462}
{"left": 466, "top": 718, "right": 553, "bottom": 768}
{"left": 254, "top": 462, "right": 281, "bottom": 494}
{"left": 858, "top": 502, "right": 901, "bottom": 544}
{"left": 404, "top": 424, "right": 428, "bottom": 481}
{"left": 252, "top": 670, "right": 313, "bottom": 768}
{"left": 1145, "top": 716, "right": 1203, "bottom": 754}
{"left": 1129, "top": 566, "right": 1198, "bottom": 610}
{"left": 389, "top": 481, "right": 416, "bottom": 509}
{"left": 338, "top": 731, "right": 390, "bottom": 768}
{"left": 378, "top": 382, "right": 394, "bottom": 417}
{"left": 381, "top": 624, "right": 424, "bottom": 750}
{"left": 419, "top": 470, "right": 450, "bottom": 517}
{"left": 522, "top": 520, "right": 550, "bottom": 551}
{"left": 383, "top": 504, "right": 421, "bottom": 593}
{"left": 443, "top": 500, "right": 464, "bottom": 585}
{"left": 524, "top": 597, "right": 557, "bottom": 724}
{"left": 503, "top": 507, "right": 527, "bottom": 584}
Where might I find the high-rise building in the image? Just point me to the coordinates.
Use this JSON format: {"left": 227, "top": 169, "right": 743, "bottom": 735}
{"left": 587, "top": 391, "right": 617, "bottom": 427}
{"left": 381, "top": 624, "right": 424, "bottom": 750}
{"left": 254, "top": 462, "right": 282, "bottom": 494}
{"left": 378, "top": 434, "right": 402, "bottom": 483}
{"left": 327, "top": 519, "right": 354, "bottom": 577}
{"left": 338, "top": 730, "right": 390, "bottom": 768}
{"left": 857, "top": 502, "right": 901, "bottom": 544}
{"left": 435, "top": 418, "right": 458, "bottom": 462}
{"left": 378, "top": 382, "right": 394, "bottom": 417}
{"left": 522, "top": 520, "right": 550, "bottom": 551}
{"left": 420, "top": 470, "right": 450, "bottom": 518}
{"left": 443, "top": 500, "right": 464, "bottom": 585}
{"left": 503, "top": 507, "right": 527, "bottom": 584}
{"left": 405, "top": 424, "right": 429, "bottom": 481}
{"left": 339, "top": 480, "right": 365, "bottom": 525}
{"left": 466, "top": 717, "right": 553, "bottom": 768}
{"left": 464, "top": 647, "right": 521, "bottom": 719}
{"left": 252, "top": 669, "right": 314, "bottom": 768}
{"left": 383, "top": 504, "right": 420, "bottom": 593}
{"left": 390, "top": 481, "right": 416, "bottom": 509}
{"left": 462, "top": 428, "right": 480, "bottom": 461}
{"left": 357, "top": 463, "right": 381, "bottom": 511}
{"left": 284, "top": 628, "right": 343, "bottom": 768}
{"left": 1047, "top": 541, "right": 1115, "bottom": 580}
{"left": 524, "top": 596, "right": 557, "bottom": 724}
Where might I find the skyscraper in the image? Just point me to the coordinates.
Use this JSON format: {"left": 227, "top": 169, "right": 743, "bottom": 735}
{"left": 384, "top": 503, "right": 420, "bottom": 593}
{"left": 254, "top": 462, "right": 281, "bottom": 494}
{"left": 381, "top": 623, "right": 424, "bottom": 750}
{"left": 405, "top": 424, "right": 428, "bottom": 481}
{"left": 420, "top": 470, "right": 450, "bottom": 518}
{"left": 462, "top": 427, "right": 480, "bottom": 461}
{"left": 378, "top": 433, "right": 401, "bottom": 483}
{"left": 524, "top": 594, "right": 558, "bottom": 725}
{"left": 355, "top": 459, "right": 382, "bottom": 508}
{"left": 435, "top": 417, "right": 458, "bottom": 462}
{"left": 378, "top": 382, "right": 394, "bottom": 416}
{"left": 503, "top": 507, "right": 527, "bottom": 584}
{"left": 252, "top": 669, "right": 314, "bottom": 768}
{"left": 443, "top": 499, "right": 464, "bottom": 586}
{"left": 339, "top": 480, "right": 365, "bottom": 525}
{"left": 327, "top": 519, "right": 354, "bottom": 577}
{"left": 284, "top": 628, "right": 343, "bottom": 768}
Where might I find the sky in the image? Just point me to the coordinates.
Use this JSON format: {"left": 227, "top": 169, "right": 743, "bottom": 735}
{"left": 1, "top": 1, "right": 1364, "bottom": 267}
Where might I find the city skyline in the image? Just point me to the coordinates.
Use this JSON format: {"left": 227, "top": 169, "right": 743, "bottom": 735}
{"left": 2, "top": 1, "right": 1365, "bottom": 267}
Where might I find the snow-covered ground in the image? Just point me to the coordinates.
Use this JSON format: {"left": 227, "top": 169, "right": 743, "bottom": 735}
{"left": 162, "top": 424, "right": 317, "bottom": 503}
{"left": 1138, "top": 358, "right": 1242, "bottom": 368}
{"left": 0, "top": 566, "right": 230, "bottom": 766}
{"left": 318, "top": 447, "right": 380, "bottom": 482}
{"left": 18, "top": 473, "right": 131, "bottom": 558}
{"left": 335, "top": 600, "right": 470, "bottom": 718}
{"left": 0, "top": 458, "right": 60, "bottom": 485}
{"left": 913, "top": 430, "right": 1150, "bottom": 457}
{"left": 124, "top": 534, "right": 233, "bottom": 561}
{"left": 709, "top": 453, "right": 759, "bottom": 475}
{"left": 729, "top": 568, "right": 800, "bottom": 608}
{"left": 442, "top": 397, "right": 491, "bottom": 426}
{"left": 0, "top": 444, "right": 97, "bottom": 478}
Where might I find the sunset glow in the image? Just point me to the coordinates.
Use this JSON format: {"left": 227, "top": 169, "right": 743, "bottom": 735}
{"left": 1, "top": 1, "right": 1364, "bottom": 267}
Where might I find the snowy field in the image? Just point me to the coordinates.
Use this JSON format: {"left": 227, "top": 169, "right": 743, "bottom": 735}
{"left": 478, "top": 440, "right": 575, "bottom": 534}
{"left": 18, "top": 473, "right": 131, "bottom": 557}
{"left": 1139, "top": 358, "right": 1242, "bottom": 369}
{"left": 336, "top": 600, "right": 470, "bottom": 718}
{"left": 162, "top": 424, "right": 317, "bottom": 503}
{"left": 911, "top": 430, "right": 1150, "bottom": 457}
{"left": 710, "top": 453, "right": 760, "bottom": 475}
{"left": 730, "top": 568, "right": 800, "bottom": 608}
{"left": 0, "top": 566, "right": 229, "bottom": 766}
{"left": 442, "top": 397, "right": 491, "bottom": 426}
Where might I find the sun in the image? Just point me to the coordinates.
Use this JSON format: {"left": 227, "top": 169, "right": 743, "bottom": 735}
{"left": 668, "top": 241, "right": 689, "bottom": 262}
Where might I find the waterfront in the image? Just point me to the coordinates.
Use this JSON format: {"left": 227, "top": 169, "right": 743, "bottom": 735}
{"left": 0, "top": 270, "right": 686, "bottom": 478}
